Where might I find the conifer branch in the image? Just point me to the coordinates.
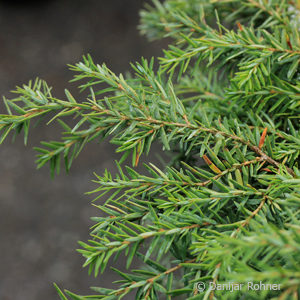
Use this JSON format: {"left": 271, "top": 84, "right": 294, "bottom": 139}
{"left": 1, "top": 0, "right": 299, "bottom": 299}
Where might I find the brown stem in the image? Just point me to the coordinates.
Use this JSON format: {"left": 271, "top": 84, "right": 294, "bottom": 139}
{"left": 145, "top": 258, "right": 196, "bottom": 299}
{"left": 116, "top": 258, "right": 197, "bottom": 298}
{"left": 232, "top": 195, "right": 267, "bottom": 237}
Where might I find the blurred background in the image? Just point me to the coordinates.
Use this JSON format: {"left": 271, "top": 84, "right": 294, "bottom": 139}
{"left": 0, "top": 0, "right": 165, "bottom": 299}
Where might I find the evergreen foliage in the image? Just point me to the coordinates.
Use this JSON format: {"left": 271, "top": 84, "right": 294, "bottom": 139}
{"left": 1, "top": 0, "right": 300, "bottom": 299}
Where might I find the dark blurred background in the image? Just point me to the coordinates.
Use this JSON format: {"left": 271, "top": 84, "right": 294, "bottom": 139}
{"left": 0, "top": 0, "right": 165, "bottom": 299}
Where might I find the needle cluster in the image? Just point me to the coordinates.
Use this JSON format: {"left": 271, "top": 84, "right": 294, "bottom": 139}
{"left": 1, "top": 0, "right": 299, "bottom": 299}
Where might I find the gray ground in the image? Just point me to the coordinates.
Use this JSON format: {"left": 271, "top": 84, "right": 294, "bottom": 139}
{"left": 0, "top": 1, "right": 165, "bottom": 299}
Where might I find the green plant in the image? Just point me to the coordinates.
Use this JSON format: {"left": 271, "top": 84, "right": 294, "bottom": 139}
{"left": 1, "top": 0, "right": 300, "bottom": 299}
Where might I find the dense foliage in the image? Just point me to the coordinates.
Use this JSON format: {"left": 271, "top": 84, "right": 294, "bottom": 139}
{"left": 1, "top": 0, "right": 299, "bottom": 299}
